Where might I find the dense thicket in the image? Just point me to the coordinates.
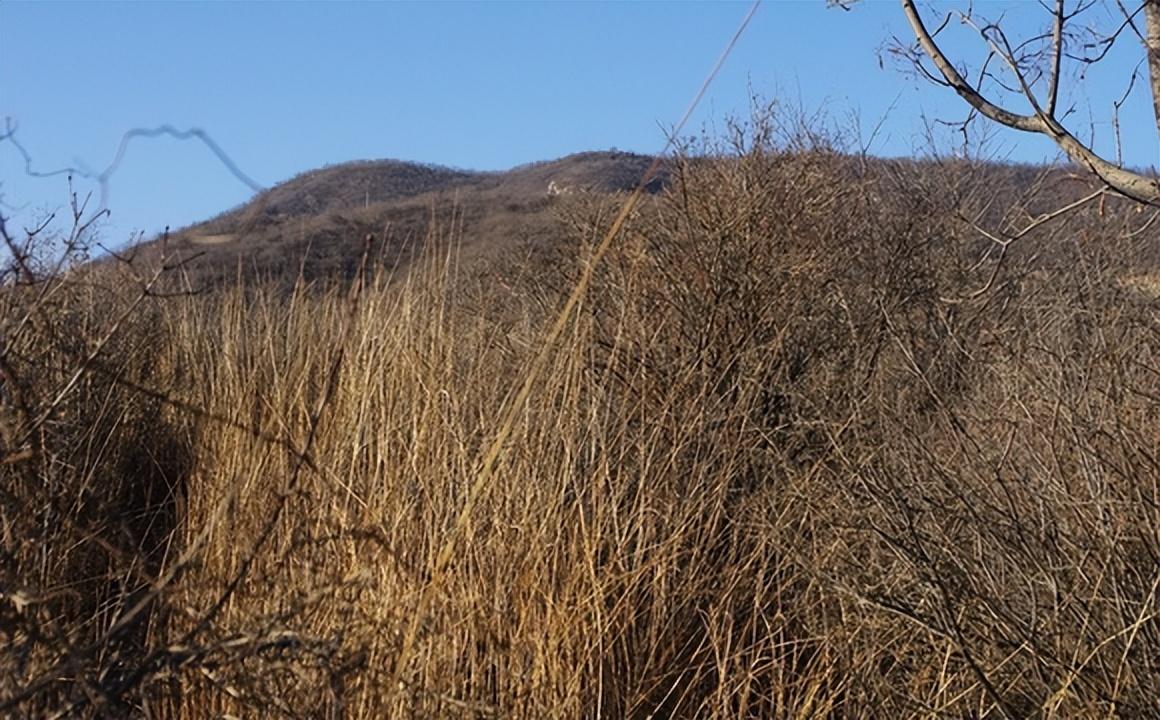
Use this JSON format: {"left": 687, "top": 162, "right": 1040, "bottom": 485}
{"left": 3, "top": 113, "right": 1158, "bottom": 717}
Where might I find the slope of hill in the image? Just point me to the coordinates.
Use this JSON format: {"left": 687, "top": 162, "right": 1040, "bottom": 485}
{"left": 159, "top": 151, "right": 664, "bottom": 286}
{"left": 145, "top": 148, "right": 1121, "bottom": 292}
{"left": 15, "top": 136, "right": 1160, "bottom": 716}
{"left": 233, "top": 160, "right": 477, "bottom": 219}
{"left": 500, "top": 151, "right": 665, "bottom": 195}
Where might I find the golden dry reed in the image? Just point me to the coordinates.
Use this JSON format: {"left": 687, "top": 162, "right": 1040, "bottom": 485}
{"left": 3, "top": 114, "right": 1160, "bottom": 717}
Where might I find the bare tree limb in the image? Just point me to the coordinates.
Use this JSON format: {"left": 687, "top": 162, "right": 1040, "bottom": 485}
{"left": 1047, "top": 0, "right": 1066, "bottom": 116}
{"left": 901, "top": 0, "right": 1160, "bottom": 205}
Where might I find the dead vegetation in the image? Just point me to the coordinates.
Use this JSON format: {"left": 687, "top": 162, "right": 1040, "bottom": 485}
{"left": 2, "top": 108, "right": 1159, "bottom": 717}
{"left": 163, "top": 151, "right": 665, "bottom": 290}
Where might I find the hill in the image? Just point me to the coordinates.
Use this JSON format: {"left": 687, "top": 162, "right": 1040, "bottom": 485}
{"left": 157, "top": 151, "right": 667, "bottom": 286}
{"left": 11, "top": 131, "right": 1160, "bottom": 716}
{"left": 139, "top": 148, "right": 1117, "bottom": 292}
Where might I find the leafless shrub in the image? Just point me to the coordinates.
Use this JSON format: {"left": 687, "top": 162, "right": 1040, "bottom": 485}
{"left": 3, "top": 99, "right": 1159, "bottom": 717}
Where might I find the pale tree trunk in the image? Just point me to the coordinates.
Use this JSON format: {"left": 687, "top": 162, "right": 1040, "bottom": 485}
{"left": 1146, "top": 1, "right": 1160, "bottom": 151}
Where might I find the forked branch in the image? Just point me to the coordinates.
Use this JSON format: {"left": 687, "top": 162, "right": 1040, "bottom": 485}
{"left": 901, "top": 0, "right": 1160, "bottom": 205}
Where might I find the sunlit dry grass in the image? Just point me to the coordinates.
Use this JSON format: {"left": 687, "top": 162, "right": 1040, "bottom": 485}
{"left": 3, "top": 111, "right": 1160, "bottom": 718}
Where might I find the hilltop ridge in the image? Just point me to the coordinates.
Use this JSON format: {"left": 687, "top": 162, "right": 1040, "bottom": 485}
{"left": 163, "top": 150, "right": 665, "bottom": 285}
{"left": 150, "top": 149, "right": 1105, "bottom": 288}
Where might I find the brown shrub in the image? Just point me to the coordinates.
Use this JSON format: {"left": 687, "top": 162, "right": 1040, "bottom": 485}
{"left": 3, "top": 107, "right": 1159, "bottom": 717}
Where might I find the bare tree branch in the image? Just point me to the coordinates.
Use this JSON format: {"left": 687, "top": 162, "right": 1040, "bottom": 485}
{"left": 901, "top": 0, "right": 1160, "bottom": 205}
{"left": 1047, "top": 0, "right": 1066, "bottom": 116}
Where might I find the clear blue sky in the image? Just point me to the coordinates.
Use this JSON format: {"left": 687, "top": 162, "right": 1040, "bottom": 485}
{"left": 1, "top": 1, "right": 1154, "bottom": 242}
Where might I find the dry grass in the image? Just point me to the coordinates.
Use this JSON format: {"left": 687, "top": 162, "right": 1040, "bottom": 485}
{"left": 3, "top": 111, "right": 1160, "bottom": 718}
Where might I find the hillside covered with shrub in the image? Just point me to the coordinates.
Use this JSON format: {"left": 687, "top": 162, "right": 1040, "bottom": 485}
{"left": 158, "top": 150, "right": 666, "bottom": 287}
{"left": 2, "top": 111, "right": 1160, "bottom": 718}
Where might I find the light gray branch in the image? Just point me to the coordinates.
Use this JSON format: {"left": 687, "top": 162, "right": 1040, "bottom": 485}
{"left": 1047, "top": 0, "right": 1065, "bottom": 116}
{"left": 901, "top": 0, "right": 1160, "bottom": 205}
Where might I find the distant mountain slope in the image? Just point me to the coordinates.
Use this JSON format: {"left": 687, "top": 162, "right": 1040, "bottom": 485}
{"left": 501, "top": 151, "right": 665, "bottom": 195}
{"left": 255, "top": 160, "right": 477, "bottom": 217}
{"left": 163, "top": 151, "right": 666, "bottom": 286}
{"left": 197, "top": 160, "right": 480, "bottom": 233}
{"left": 150, "top": 149, "right": 1110, "bottom": 291}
